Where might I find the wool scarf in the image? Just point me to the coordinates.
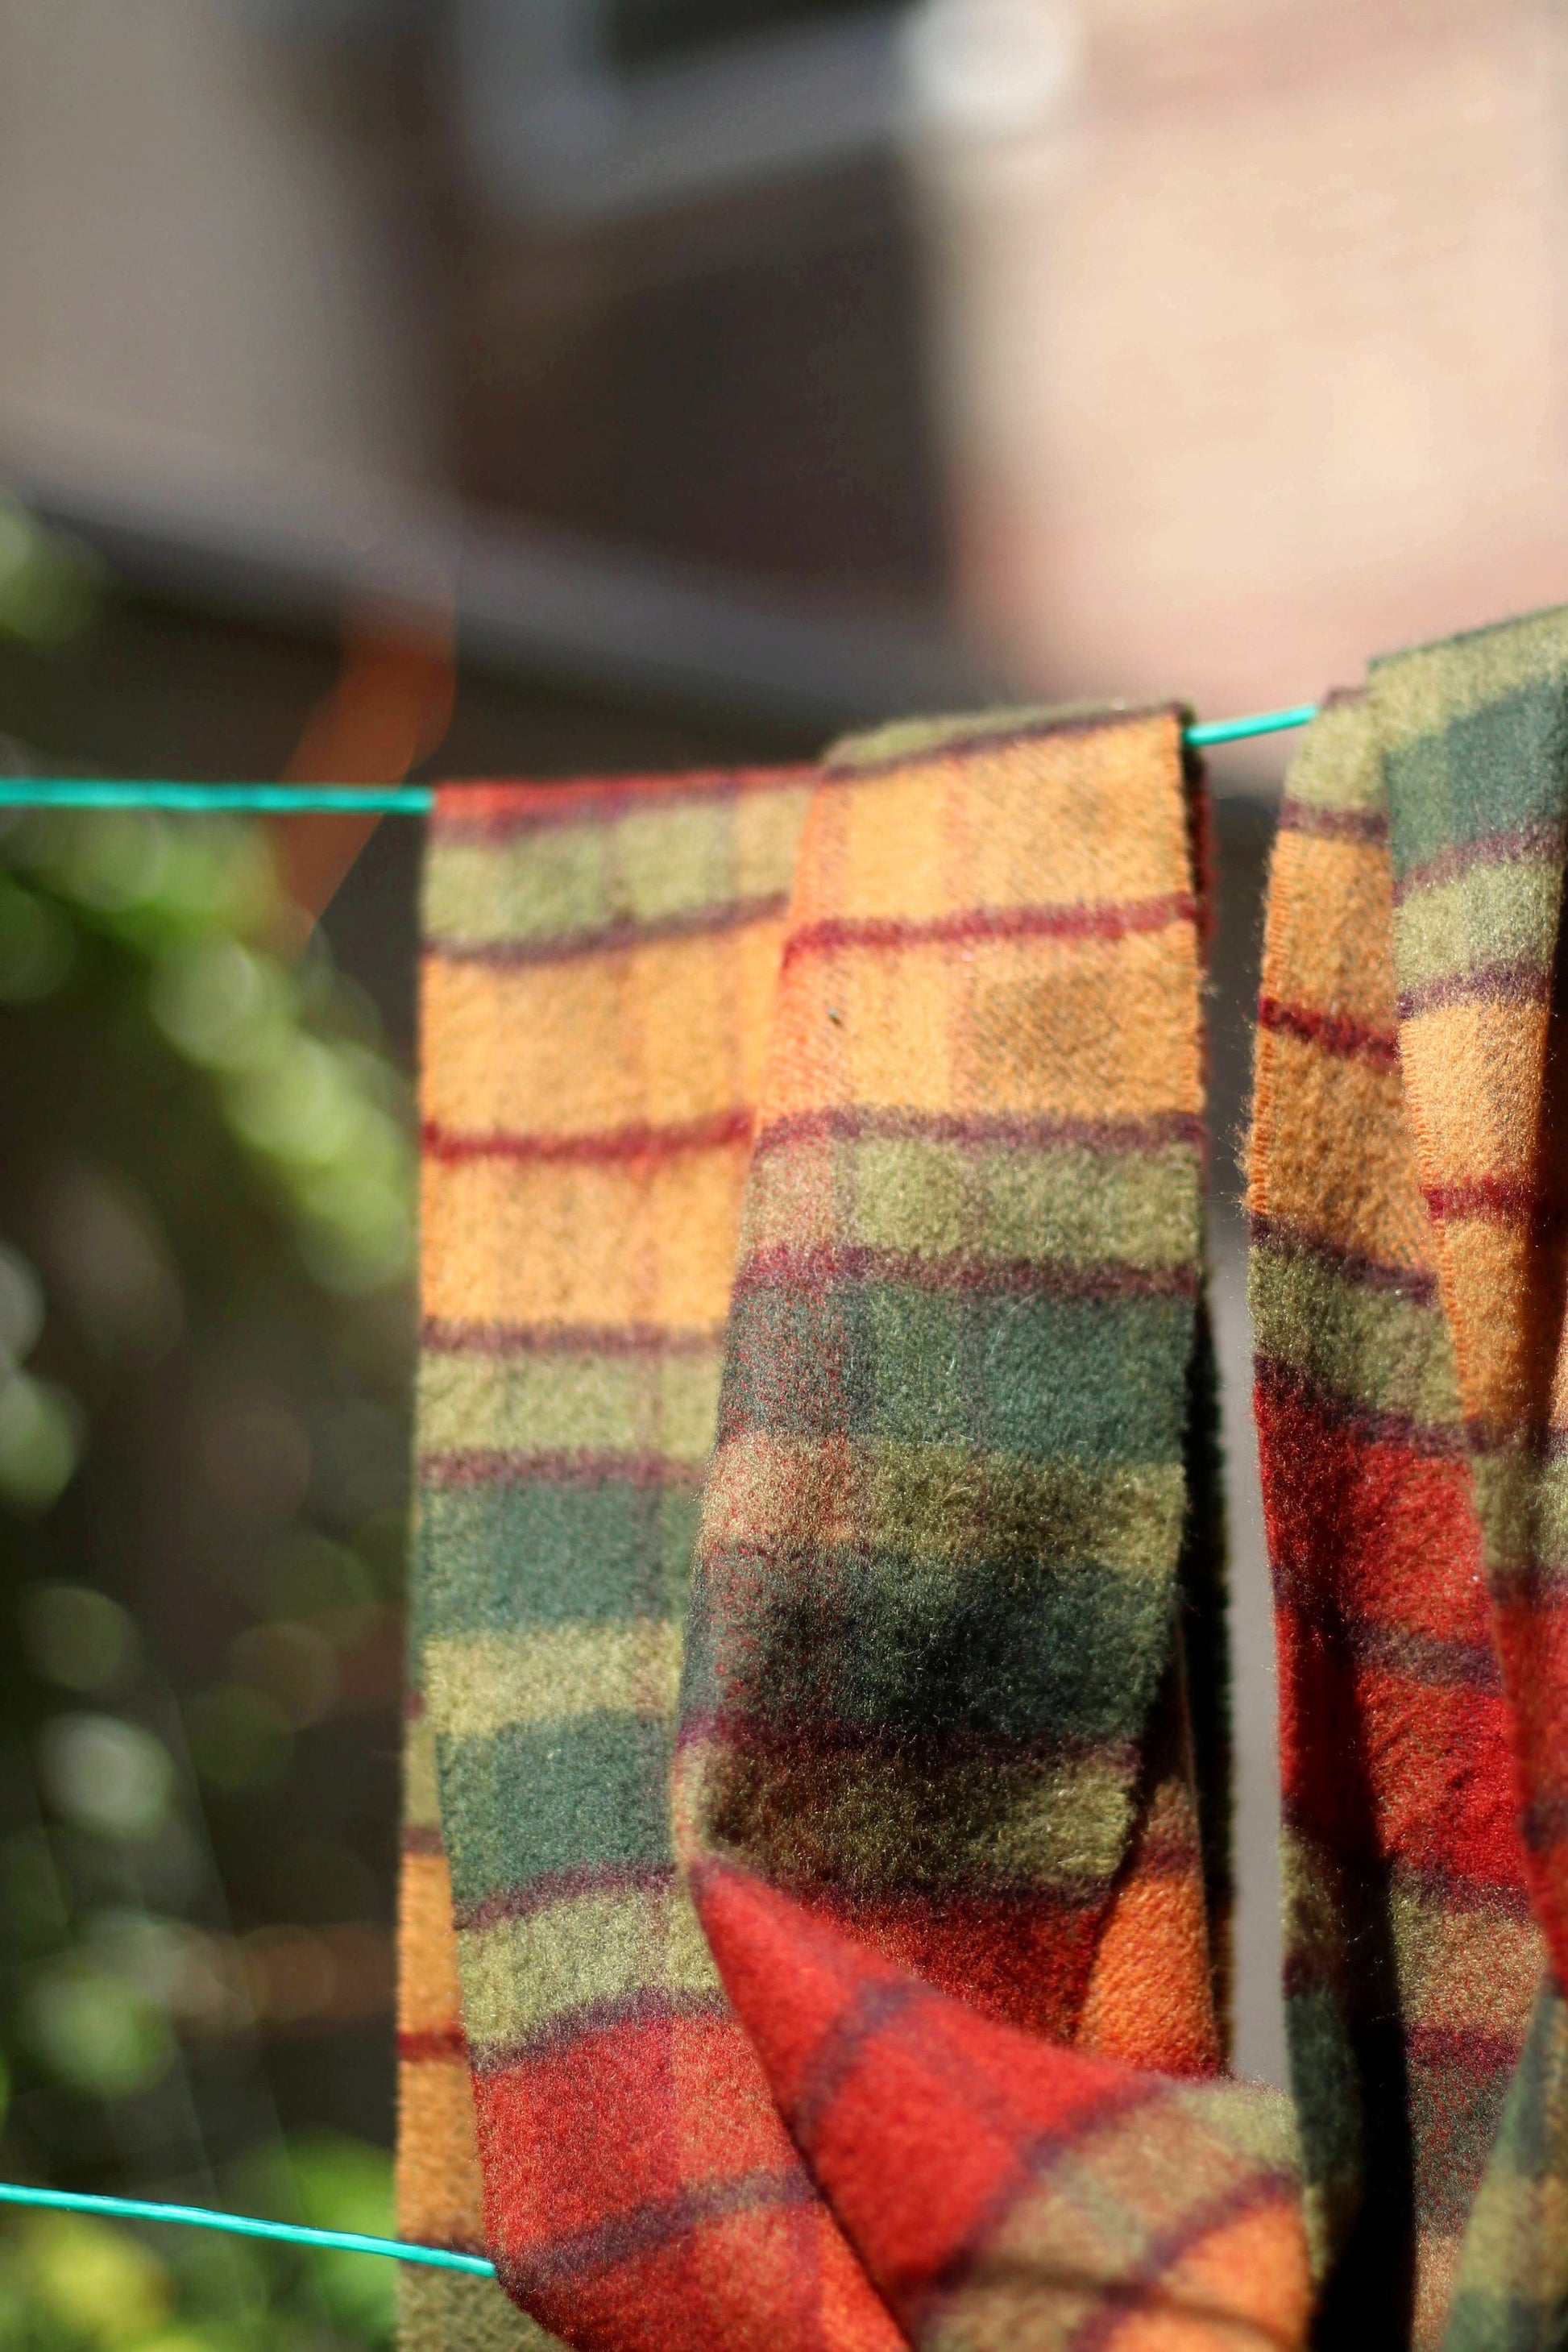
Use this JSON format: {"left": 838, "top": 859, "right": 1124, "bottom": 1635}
{"left": 396, "top": 709, "right": 1308, "bottom": 2352}
{"left": 1248, "top": 605, "right": 1568, "bottom": 2350}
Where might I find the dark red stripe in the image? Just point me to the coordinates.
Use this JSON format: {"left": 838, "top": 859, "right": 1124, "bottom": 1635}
{"left": 426, "top": 891, "right": 788, "bottom": 971}
{"left": 729, "top": 1239, "right": 1197, "bottom": 1304}
{"left": 1398, "top": 957, "right": 1550, "bottom": 1022}
{"left": 781, "top": 890, "right": 1196, "bottom": 969}
{"left": 1384, "top": 1866, "right": 1535, "bottom": 1923}
{"left": 421, "top": 1317, "right": 723, "bottom": 1359}
{"left": 677, "top": 1708, "right": 1134, "bottom": 1793}
{"left": 419, "top": 1449, "right": 703, "bottom": 1491}
{"left": 753, "top": 1105, "right": 1203, "bottom": 1159}
{"left": 397, "top": 2026, "right": 468, "bottom": 2064}
{"left": 1257, "top": 993, "right": 1400, "bottom": 1068}
{"left": 421, "top": 1105, "right": 753, "bottom": 1167}
{"left": 470, "top": 1986, "right": 728, "bottom": 2077}
{"left": 1392, "top": 819, "right": 1563, "bottom": 903}
{"left": 1277, "top": 796, "right": 1388, "bottom": 844}
{"left": 1068, "top": 2174, "right": 1300, "bottom": 2352}
{"left": 1403, "top": 2023, "right": 1528, "bottom": 2076}
{"left": 430, "top": 767, "right": 815, "bottom": 840}
{"left": 492, "top": 2168, "right": 815, "bottom": 2294}
{"left": 1248, "top": 1212, "right": 1438, "bottom": 1303}
{"left": 1423, "top": 1174, "right": 1541, "bottom": 1225}
{"left": 1269, "top": 1573, "right": 1503, "bottom": 1694}
{"left": 453, "top": 1861, "right": 677, "bottom": 1936}
{"left": 1253, "top": 1354, "right": 1466, "bottom": 1460}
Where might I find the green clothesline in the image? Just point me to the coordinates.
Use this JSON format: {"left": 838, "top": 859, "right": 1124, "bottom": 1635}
{"left": 0, "top": 2179, "right": 495, "bottom": 2277}
{"left": 0, "top": 703, "right": 1318, "bottom": 815}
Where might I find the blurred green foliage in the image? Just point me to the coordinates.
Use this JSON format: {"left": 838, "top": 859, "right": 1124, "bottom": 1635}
{"left": 0, "top": 719, "right": 413, "bottom": 2346}
{"left": 0, "top": 500, "right": 104, "bottom": 653}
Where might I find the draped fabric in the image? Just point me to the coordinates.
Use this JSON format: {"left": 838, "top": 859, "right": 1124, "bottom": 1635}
{"left": 1247, "top": 608, "right": 1568, "bottom": 2350}
{"left": 397, "top": 709, "right": 1309, "bottom": 2352}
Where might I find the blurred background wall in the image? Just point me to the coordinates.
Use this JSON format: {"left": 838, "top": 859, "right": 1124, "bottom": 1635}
{"left": 0, "top": 2, "right": 1565, "bottom": 2333}
{"left": 916, "top": 0, "right": 1568, "bottom": 725}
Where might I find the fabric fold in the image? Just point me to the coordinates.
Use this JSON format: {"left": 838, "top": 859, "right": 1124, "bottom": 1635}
{"left": 673, "top": 707, "right": 1308, "bottom": 2346}
{"left": 402, "top": 609, "right": 1568, "bottom": 2352}
{"left": 400, "top": 715, "right": 1309, "bottom": 2352}
{"left": 1247, "top": 608, "right": 1568, "bottom": 2349}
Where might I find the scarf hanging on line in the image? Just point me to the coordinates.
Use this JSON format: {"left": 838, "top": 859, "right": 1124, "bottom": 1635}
{"left": 396, "top": 709, "right": 1309, "bottom": 2352}
{"left": 1247, "top": 605, "right": 1568, "bottom": 2350}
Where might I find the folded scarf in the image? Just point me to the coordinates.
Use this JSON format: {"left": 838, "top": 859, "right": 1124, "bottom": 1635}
{"left": 397, "top": 711, "right": 1309, "bottom": 2351}
{"left": 1248, "top": 606, "right": 1568, "bottom": 2349}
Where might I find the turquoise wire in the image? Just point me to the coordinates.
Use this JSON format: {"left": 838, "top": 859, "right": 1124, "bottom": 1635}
{"left": 1184, "top": 702, "right": 1319, "bottom": 749}
{"left": 0, "top": 687, "right": 1321, "bottom": 2271}
{"left": 0, "top": 2180, "right": 496, "bottom": 2277}
{"left": 0, "top": 705, "right": 1318, "bottom": 813}
{"left": 0, "top": 782, "right": 436, "bottom": 813}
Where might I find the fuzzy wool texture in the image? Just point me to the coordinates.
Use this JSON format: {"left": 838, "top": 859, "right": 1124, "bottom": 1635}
{"left": 1247, "top": 605, "right": 1568, "bottom": 2351}
{"left": 397, "top": 714, "right": 1310, "bottom": 2352}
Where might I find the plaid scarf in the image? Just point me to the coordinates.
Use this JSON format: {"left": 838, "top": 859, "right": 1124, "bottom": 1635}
{"left": 1248, "top": 606, "right": 1568, "bottom": 2350}
{"left": 397, "top": 710, "right": 1308, "bottom": 2351}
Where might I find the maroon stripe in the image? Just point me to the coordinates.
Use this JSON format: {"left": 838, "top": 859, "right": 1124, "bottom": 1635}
{"left": 1485, "top": 1547, "right": 1568, "bottom": 1602}
{"left": 1271, "top": 1570, "right": 1503, "bottom": 1694}
{"left": 1403, "top": 2023, "right": 1528, "bottom": 2076}
{"left": 1253, "top": 1354, "right": 1466, "bottom": 1460}
{"left": 493, "top": 2166, "right": 814, "bottom": 2292}
{"left": 1398, "top": 956, "right": 1550, "bottom": 1021}
{"left": 420, "top": 1450, "right": 703, "bottom": 1491}
{"left": 1249, "top": 1211, "right": 1438, "bottom": 1303}
{"left": 421, "top": 1106, "right": 752, "bottom": 1167}
{"left": 781, "top": 890, "right": 1196, "bottom": 969}
{"left": 431, "top": 767, "right": 815, "bottom": 841}
{"left": 421, "top": 1317, "right": 723, "bottom": 1360}
{"left": 425, "top": 891, "right": 788, "bottom": 971}
{"left": 471, "top": 1986, "right": 728, "bottom": 2078}
{"left": 453, "top": 1861, "right": 677, "bottom": 1936}
{"left": 677, "top": 1708, "right": 1135, "bottom": 1796}
{"left": 786, "top": 1977, "right": 922, "bottom": 2151}
{"left": 730, "top": 1239, "right": 1197, "bottom": 1304}
{"left": 1277, "top": 795, "right": 1388, "bottom": 844}
{"left": 1423, "top": 1174, "right": 1541, "bottom": 1225}
{"left": 1386, "top": 1865, "right": 1535, "bottom": 1923}
{"left": 397, "top": 2026, "right": 467, "bottom": 2064}
{"left": 1257, "top": 993, "right": 1400, "bottom": 1068}
{"left": 1524, "top": 1792, "right": 1568, "bottom": 1852}
{"left": 1278, "top": 1881, "right": 1522, "bottom": 1965}
{"left": 1392, "top": 819, "right": 1563, "bottom": 904}
{"left": 753, "top": 1105, "right": 1203, "bottom": 1159}
{"left": 1068, "top": 2173, "right": 1300, "bottom": 2352}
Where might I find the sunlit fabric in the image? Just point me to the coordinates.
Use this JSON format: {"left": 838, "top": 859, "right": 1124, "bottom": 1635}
{"left": 398, "top": 710, "right": 1312, "bottom": 2351}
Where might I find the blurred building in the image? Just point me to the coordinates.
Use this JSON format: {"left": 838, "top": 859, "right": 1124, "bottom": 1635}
{"left": 3, "top": 0, "right": 1566, "bottom": 2135}
{"left": 2, "top": 0, "right": 1564, "bottom": 726}
{"left": 914, "top": 0, "right": 1568, "bottom": 724}
{"left": 0, "top": 0, "right": 969, "bottom": 727}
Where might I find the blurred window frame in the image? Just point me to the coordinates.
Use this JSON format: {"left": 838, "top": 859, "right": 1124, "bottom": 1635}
{"left": 450, "top": 0, "right": 909, "bottom": 221}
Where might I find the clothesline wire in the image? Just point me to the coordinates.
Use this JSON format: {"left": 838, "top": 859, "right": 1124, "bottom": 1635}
{"left": 0, "top": 2179, "right": 496, "bottom": 2276}
{"left": 0, "top": 691, "right": 1322, "bottom": 2276}
{"left": 0, "top": 703, "right": 1318, "bottom": 815}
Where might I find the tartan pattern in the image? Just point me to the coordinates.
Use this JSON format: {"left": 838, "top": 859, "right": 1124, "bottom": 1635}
{"left": 670, "top": 706, "right": 1310, "bottom": 2349}
{"left": 1247, "top": 608, "right": 1568, "bottom": 2349}
{"left": 400, "top": 713, "right": 1316, "bottom": 2352}
{"left": 402, "top": 768, "right": 861, "bottom": 2352}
